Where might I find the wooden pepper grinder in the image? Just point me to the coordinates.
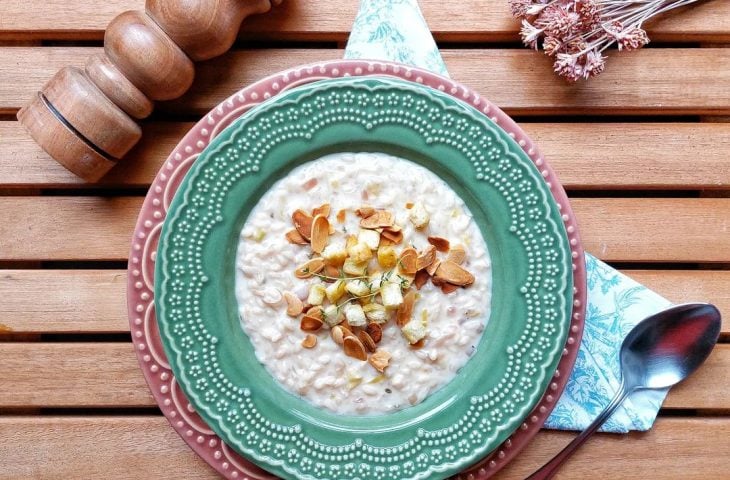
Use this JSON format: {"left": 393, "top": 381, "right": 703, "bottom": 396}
{"left": 17, "top": 0, "right": 281, "bottom": 182}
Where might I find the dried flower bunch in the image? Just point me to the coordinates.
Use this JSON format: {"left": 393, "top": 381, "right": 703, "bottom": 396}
{"left": 284, "top": 201, "right": 475, "bottom": 372}
{"left": 509, "top": 0, "right": 700, "bottom": 81}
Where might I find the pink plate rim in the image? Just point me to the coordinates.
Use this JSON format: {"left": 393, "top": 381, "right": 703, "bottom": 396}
{"left": 126, "top": 59, "right": 586, "bottom": 480}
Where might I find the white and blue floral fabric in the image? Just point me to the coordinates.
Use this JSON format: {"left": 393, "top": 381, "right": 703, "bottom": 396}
{"left": 345, "top": 0, "right": 673, "bottom": 433}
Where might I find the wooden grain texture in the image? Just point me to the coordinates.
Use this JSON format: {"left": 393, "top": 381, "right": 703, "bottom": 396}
{"left": 2, "top": 197, "right": 729, "bottom": 262}
{"left": 4, "top": 121, "right": 730, "bottom": 189}
{"left": 0, "top": 343, "right": 153, "bottom": 407}
{"left": 3, "top": 48, "right": 730, "bottom": 116}
{"left": 0, "top": 270, "right": 128, "bottom": 333}
{"left": 1, "top": 343, "right": 727, "bottom": 410}
{"left": 3, "top": 269, "right": 727, "bottom": 334}
{"left": 0, "top": 0, "right": 727, "bottom": 42}
{"left": 0, "top": 416, "right": 727, "bottom": 479}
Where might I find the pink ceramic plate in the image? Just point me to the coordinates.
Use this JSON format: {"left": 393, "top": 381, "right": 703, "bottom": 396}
{"left": 127, "top": 59, "right": 586, "bottom": 479}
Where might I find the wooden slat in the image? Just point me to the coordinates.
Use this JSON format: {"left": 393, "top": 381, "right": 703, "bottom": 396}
{"left": 0, "top": 416, "right": 217, "bottom": 479}
{"left": 1, "top": 341, "right": 727, "bottom": 410}
{"left": 2, "top": 197, "right": 730, "bottom": 262}
{"left": 0, "top": 0, "right": 727, "bottom": 42}
{"left": 0, "top": 416, "right": 726, "bottom": 479}
{"left": 3, "top": 269, "right": 727, "bottom": 335}
{"left": 0, "top": 343, "right": 152, "bottom": 407}
{"left": 4, "top": 121, "right": 730, "bottom": 189}
{"left": 3, "top": 48, "right": 730, "bottom": 116}
{"left": 0, "top": 270, "right": 128, "bottom": 333}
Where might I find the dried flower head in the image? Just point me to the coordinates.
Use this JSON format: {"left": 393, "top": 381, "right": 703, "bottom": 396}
{"left": 509, "top": 0, "right": 700, "bottom": 81}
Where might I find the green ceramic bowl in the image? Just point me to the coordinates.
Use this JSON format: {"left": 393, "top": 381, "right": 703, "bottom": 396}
{"left": 156, "top": 77, "right": 572, "bottom": 480}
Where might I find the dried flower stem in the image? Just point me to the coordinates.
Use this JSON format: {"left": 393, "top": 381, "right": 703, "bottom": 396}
{"left": 510, "top": 0, "right": 703, "bottom": 81}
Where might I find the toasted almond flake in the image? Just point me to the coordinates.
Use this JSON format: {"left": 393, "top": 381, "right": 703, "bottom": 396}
{"left": 300, "top": 314, "right": 324, "bottom": 332}
{"left": 398, "top": 247, "right": 418, "bottom": 275}
{"left": 295, "top": 258, "right": 325, "bottom": 278}
{"left": 426, "top": 259, "right": 441, "bottom": 277}
{"left": 405, "top": 202, "right": 414, "bottom": 209}
{"left": 302, "top": 178, "right": 318, "bottom": 190}
{"left": 292, "top": 209, "right": 313, "bottom": 240}
{"left": 312, "top": 203, "right": 331, "bottom": 218}
{"left": 380, "top": 228, "right": 403, "bottom": 245}
{"left": 369, "top": 350, "right": 392, "bottom": 373}
{"left": 331, "top": 326, "right": 346, "bottom": 345}
{"left": 434, "top": 260, "right": 475, "bottom": 286}
{"left": 301, "top": 334, "right": 317, "bottom": 348}
{"left": 356, "top": 206, "right": 375, "bottom": 218}
{"left": 427, "top": 236, "right": 451, "bottom": 252}
{"left": 365, "top": 323, "right": 383, "bottom": 343}
{"left": 283, "top": 291, "right": 304, "bottom": 317}
{"left": 377, "top": 245, "right": 398, "bottom": 269}
{"left": 447, "top": 244, "right": 467, "bottom": 265}
{"left": 358, "top": 330, "right": 377, "bottom": 352}
{"left": 414, "top": 270, "right": 429, "bottom": 290}
{"left": 343, "top": 335, "right": 368, "bottom": 361}
{"left": 360, "top": 210, "right": 394, "bottom": 229}
{"left": 336, "top": 209, "right": 347, "bottom": 223}
{"left": 285, "top": 229, "right": 308, "bottom": 245}
{"left": 305, "top": 305, "right": 324, "bottom": 319}
{"left": 396, "top": 289, "right": 416, "bottom": 327}
{"left": 310, "top": 214, "right": 330, "bottom": 254}
{"left": 441, "top": 283, "right": 460, "bottom": 294}
{"left": 416, "top": 245, "right": 437, "bottom": 271}
{"left": 323, "top": 263, "right": 340, "bottom": 281}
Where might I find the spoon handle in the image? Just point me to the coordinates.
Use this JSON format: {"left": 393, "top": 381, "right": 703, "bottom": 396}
{"left": 526, "top": 383, "right": 631, "bottom": 480}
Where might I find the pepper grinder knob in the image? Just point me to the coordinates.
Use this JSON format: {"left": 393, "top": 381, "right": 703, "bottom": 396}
{"left": 17, "top": 0, "right": 280, "bottom": 182}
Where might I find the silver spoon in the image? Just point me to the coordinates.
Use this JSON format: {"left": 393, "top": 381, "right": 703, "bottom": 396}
{"left": 528, "top": 302, "right": 721, "bottom": 480}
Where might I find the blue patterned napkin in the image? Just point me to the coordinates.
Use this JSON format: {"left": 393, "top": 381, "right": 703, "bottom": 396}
{"left": 345, "top": 0, "right": 673, "bottom": 433}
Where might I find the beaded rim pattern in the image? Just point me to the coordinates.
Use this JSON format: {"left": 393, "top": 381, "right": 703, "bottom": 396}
{"left": 127, "top": 59, "right": 586, "bottom": 480}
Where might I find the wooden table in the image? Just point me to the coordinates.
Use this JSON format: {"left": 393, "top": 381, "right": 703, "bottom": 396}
{"left": 1, "top": 1, "right": 729, "bottom": 478}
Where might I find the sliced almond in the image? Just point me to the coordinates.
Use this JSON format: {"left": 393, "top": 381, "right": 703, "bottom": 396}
{"left": 365, "top": 322, "right": 383, "bottom": 343}
{"left": 331, "top": 325, "right": 346, "bottom": 345}
{"left": 380, "top": 227, "right": 403, "bottom": 245}
{"left": 295, "top": 258, "right": 325, "bottom": 278}
{"left": 434, "top": 260, "right": 475, "bottom": 286}
{"left": 356, "top": 206, "right": 375, "bottom": 218}
{"left": 426, "top": 259, "right": 441, "bottom": 277}
{"left": 427, "top": 236, "right": 451, "bottom": 252}
{"left": 398, "top": 247, "right": 418, "bottom": 276}
{"left": 414, "top": 270, "right": 429, "bottom": 290}
{"left": 343, "top": 335, "right": 368, "bottom": 361}
{"left": 396, "top": 289, "right": 416, "bottom": 327}
{"left": 369, "top": 350, "right": 392, "bottom": 373}
{"left": 312, "top": 203, "right": 331, "bottom": 218}
{"left": 323, "top": 263, "right": 340, "bottom": 281}
{"left": 310, "top": 214, "right": 330, "bottom": 254}
{"left": 292, "top": 209, "right": 313, "bottom": 240}
{"left": 357, "top": 330, "right": 377, "bottom": 353}
{"left": 285, "top": 229, "right": 308, "bottom": 245}
{"left": 283, "top": 291, "right": 304, "bottom": 316}
{"left": 301, "top": 334, "right": 317, "bottom": 349}
{"left": 441, "top": 283, "right": 460, "bottom": 294}
{"left": 300, "top": 314, "right": 324, "bottom": 332}
{"left": 410, "top": 338, "right": 426, "bottom": 349}
{"left": 416, "top": 245, "right": 437, "bottom": 271}
{"left": 405, "top": 202, "right": 414, "bottom": 209}
{"left": 447, "top": 244, "right": 467, "bottom": 265}
{"left": 360, "top": 210, "right": 394, "bottom": 229}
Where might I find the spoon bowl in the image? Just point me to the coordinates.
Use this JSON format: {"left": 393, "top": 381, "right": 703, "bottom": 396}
{"left": 529, "top": 302, "right": 721, "bottom": 480}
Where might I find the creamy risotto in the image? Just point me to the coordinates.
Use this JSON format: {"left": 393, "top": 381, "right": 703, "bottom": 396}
{"left": 235, "top": 152, "right": 491, "bottom": 415}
